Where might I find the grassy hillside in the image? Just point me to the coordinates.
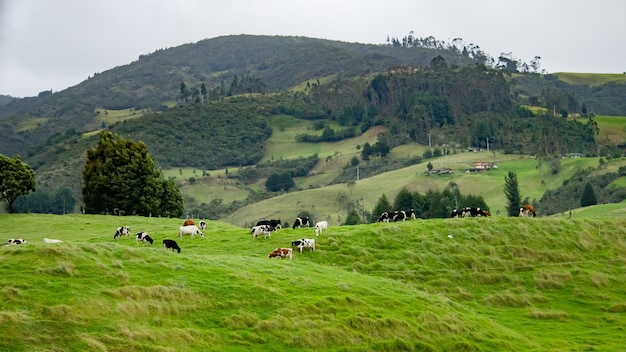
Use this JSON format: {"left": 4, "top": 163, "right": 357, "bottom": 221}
{"left": 1, "top": 214, "right": 625, "bottom": 351}
{"left": 553, "top": 72, "right": 626, "bottom": 87}
{"left": 224, "top": 151, "right": 612, "bottom": 227}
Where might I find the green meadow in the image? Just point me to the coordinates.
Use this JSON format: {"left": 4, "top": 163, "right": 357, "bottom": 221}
{"left": 1, "top": 213, "right": 625, "bottom": 351}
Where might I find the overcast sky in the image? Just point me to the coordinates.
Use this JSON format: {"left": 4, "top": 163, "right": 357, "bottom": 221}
{"left": 1, "top": 0, "right": 624, "bottom": 97}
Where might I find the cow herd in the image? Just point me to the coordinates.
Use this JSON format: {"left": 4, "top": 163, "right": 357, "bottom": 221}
{"left": 251, "top": 217, "right": 327, "bottom": 260}
{"left": 450, "top": 207, "right": 491, "bottom": 218}
{"left": 111, "top": 219, "right": 207, "bottom": 254}
{"left": 377, "top": 209, "right": 417, "bottom": 222}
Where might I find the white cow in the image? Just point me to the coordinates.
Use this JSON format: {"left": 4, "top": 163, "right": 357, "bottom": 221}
{"left": 314, "top": 221, "right": 328, "bottom": 236}
{"left": 43, "top": 238, "right": 63, "bottom": 243}
{"left": 179, "top": 225, "right": 204, "bottom": 239}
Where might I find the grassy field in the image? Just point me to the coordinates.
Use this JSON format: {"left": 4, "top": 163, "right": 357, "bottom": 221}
{"left": 1, "top": 213, "right": 625, "bottom": 351}
{"left": 577, "top": 115, "right": 626, "bottom": 146}
{"left": 553, "top": 72, "right": 626, "bottom": 87}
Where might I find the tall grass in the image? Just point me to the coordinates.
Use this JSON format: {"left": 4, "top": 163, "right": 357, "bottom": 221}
{"left": 1, "top": 214, "right": 625, "bottom": 350}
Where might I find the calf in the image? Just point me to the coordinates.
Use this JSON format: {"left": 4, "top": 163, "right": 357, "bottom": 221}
{"left": 314, "top": 221, "right": 328, "bottom": 236}
{"left": 7, "top": 238, "right": 26, "bottom": 245}
{"left": 135, "top": 232, "right": 154, "bottom": 245}
{"left": 291, "top": 238, "right": 315, "bottom": 253}
{"left": 251, "top": 225, "right": 274, "bottom": 239}
{"left": 163, "top": 239, "right": 181, "bottom": 253}
{"left": 114, "top": 226, "right": 130, "bottom": 240}
{"left": 179, "top": 225, "right": 204, "bottom": 239}
{"left": 292, "top": 217, "right": 310, "bottom": 229}
{"left": 269, "top": 247, "right": 293, "bottom": 260}
{"left": 199, "top": 220, "right": 207, "bottom": 230}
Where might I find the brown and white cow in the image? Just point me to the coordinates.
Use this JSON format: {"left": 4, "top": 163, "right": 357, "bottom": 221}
{"left": 519, "top": 205, "right": 536, "bottom": 217}
{"left": 183, "top": 219, "right": 195, "bottom": 227}
{"left": 269, "top": 247, "right": 293, "bottom": 260}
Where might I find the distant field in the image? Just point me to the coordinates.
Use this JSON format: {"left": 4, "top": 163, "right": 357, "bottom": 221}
{"left": 577, "top": 115, "right": 626, "bottom": 145}
{"left": 95, "top": 107, "right": 145, "bottom": 124}
{"left": 16, "top": 117, "right": 49, "bottom": 132}
{"left": 553, "top": 72, "right": 626, "bottom": 86}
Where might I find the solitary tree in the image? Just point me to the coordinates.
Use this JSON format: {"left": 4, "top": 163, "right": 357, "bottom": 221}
{"left": 580, "top": 182, "right": 598, "bottom": 207}
{"left": 82, "top": 132, "right": 183, "bottom": 217}
{"left": 0, "top": 154, "right": 36, "bottom": 213}
{"left": 504, "top": 171, "right": 522, "bottom": 216}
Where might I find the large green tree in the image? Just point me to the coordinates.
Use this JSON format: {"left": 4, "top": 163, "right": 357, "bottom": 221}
{"left": 0, "top": 154, "right": 36, "bottom": 213}
{"left": 504, "top": 171, "right": 522, "bottom": 216}
{"left": 580, "top": 182, "right": 598, "bottom": 207}
{"left": 82, "top": 132, "right": 183, "bottom": 217}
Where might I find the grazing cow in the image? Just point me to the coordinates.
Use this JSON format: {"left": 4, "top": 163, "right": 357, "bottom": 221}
{"left": 163, "top": 239, "right": 181, "bottom": 253}
{"left": 393, "top": 210, "right": 408, "bottom": 222}
{"left": 256, "top": 219, "right": 282, "bottom": 229}
{"left": 450, "top": 209, "right": 464, "bottom": 218}
{"left": 43, "top": 238, "right": 63, "bottom": 243}
{"left": 183, "top": 219, "right": 195, "bottom": 227}
{"left": 251, "top": 225, "right": 274, "bottom": 239}
{"left": 314, "top": 221, "right": 328, "bottom": 236}
{"left": 469, "top": 207, "right": 490, "bottom": 217}
{"left": 377, "top": 211, "right": 391, "bottom": 222}
{"left": 199, "top": 220, "right": 207, "bottom": 230}
{"left": 6, "top": 238, "right": 26, "bottom": 245}
{"left": 269, "top": 247, "right": 293, "bottom": 260}
{"left": 179, "top": 225, "right": 204, "bottom": 239}
{"left": 519, "top": 205, "right": 536, "bottom": 217}
{"left": 291, "top": 238, "right": 315, "bottom": 253}
{"left": 114, "top": 226, "right": 130, "bottom": 240}
{"left": 135, "top": 232, "right": 154, "bottom": 245}
{"left": 407, "top": 209, "right": 416, "bottom": 220}
{"left": 292, "top": 217, "right": 310, "bottom": 229}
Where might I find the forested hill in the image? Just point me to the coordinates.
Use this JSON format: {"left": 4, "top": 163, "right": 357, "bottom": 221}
{"left": 0, "top": 35, "right": 473, "bottom": 157}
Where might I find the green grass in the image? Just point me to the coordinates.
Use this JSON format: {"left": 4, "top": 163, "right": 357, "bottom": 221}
{"left": 1, "top": 214, "right": 625, "bottom": 351}
{"left": 553, "top": 72, "right": 626, "bottom": 87}
{"left": 576, "top": 115, "right": 626, "bottom": 145}
{"left": 16, "top": 117, "right": 49, "bottom": 132}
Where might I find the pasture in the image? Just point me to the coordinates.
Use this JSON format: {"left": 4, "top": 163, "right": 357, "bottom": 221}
{"left": 1, "top": 213, "right": 625, "bottom": 351}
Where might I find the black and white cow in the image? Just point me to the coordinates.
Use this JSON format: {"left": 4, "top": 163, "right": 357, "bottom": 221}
{"left": 251, "top": 225, "right": 274, "bottom": 239}
{"left": 7, "top": 238, "right": 26, "bottom": 245}
{"left": 135, "top": 232, "right": 154, "bottom": 245}
{"left": 199, "top": 220, "right": 207, "bottom": 230}
{"left": 114, "top": 226, "right": 130, "bottom": 240}
{"left": 393, "top": 210, "right": 408, "bottom": 222}
{"left": 292, "top": 217, "right": 310, "bottom": 229}
{"left": 378, "top": 211, "right": 391, "bottom": 222}
{"left": 256, "top": 219, "right": 282, "bottom": 229}
{"left": 291, "top": 238, "right": 315, "bottom": 253}
{"left": 163, "top": 239, "right": 181, "bottom": 253}
{"left": 450, "top": 209, "right": 464, "bottom": 218}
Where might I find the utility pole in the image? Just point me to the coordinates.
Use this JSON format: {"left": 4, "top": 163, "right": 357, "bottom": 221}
{"left": 356, "top": 165, "right": 360, "bottom": 181}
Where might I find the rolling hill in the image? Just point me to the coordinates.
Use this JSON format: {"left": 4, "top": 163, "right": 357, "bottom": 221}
{"left": 1, "top": 213, "right": 625, "bottom": 351}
